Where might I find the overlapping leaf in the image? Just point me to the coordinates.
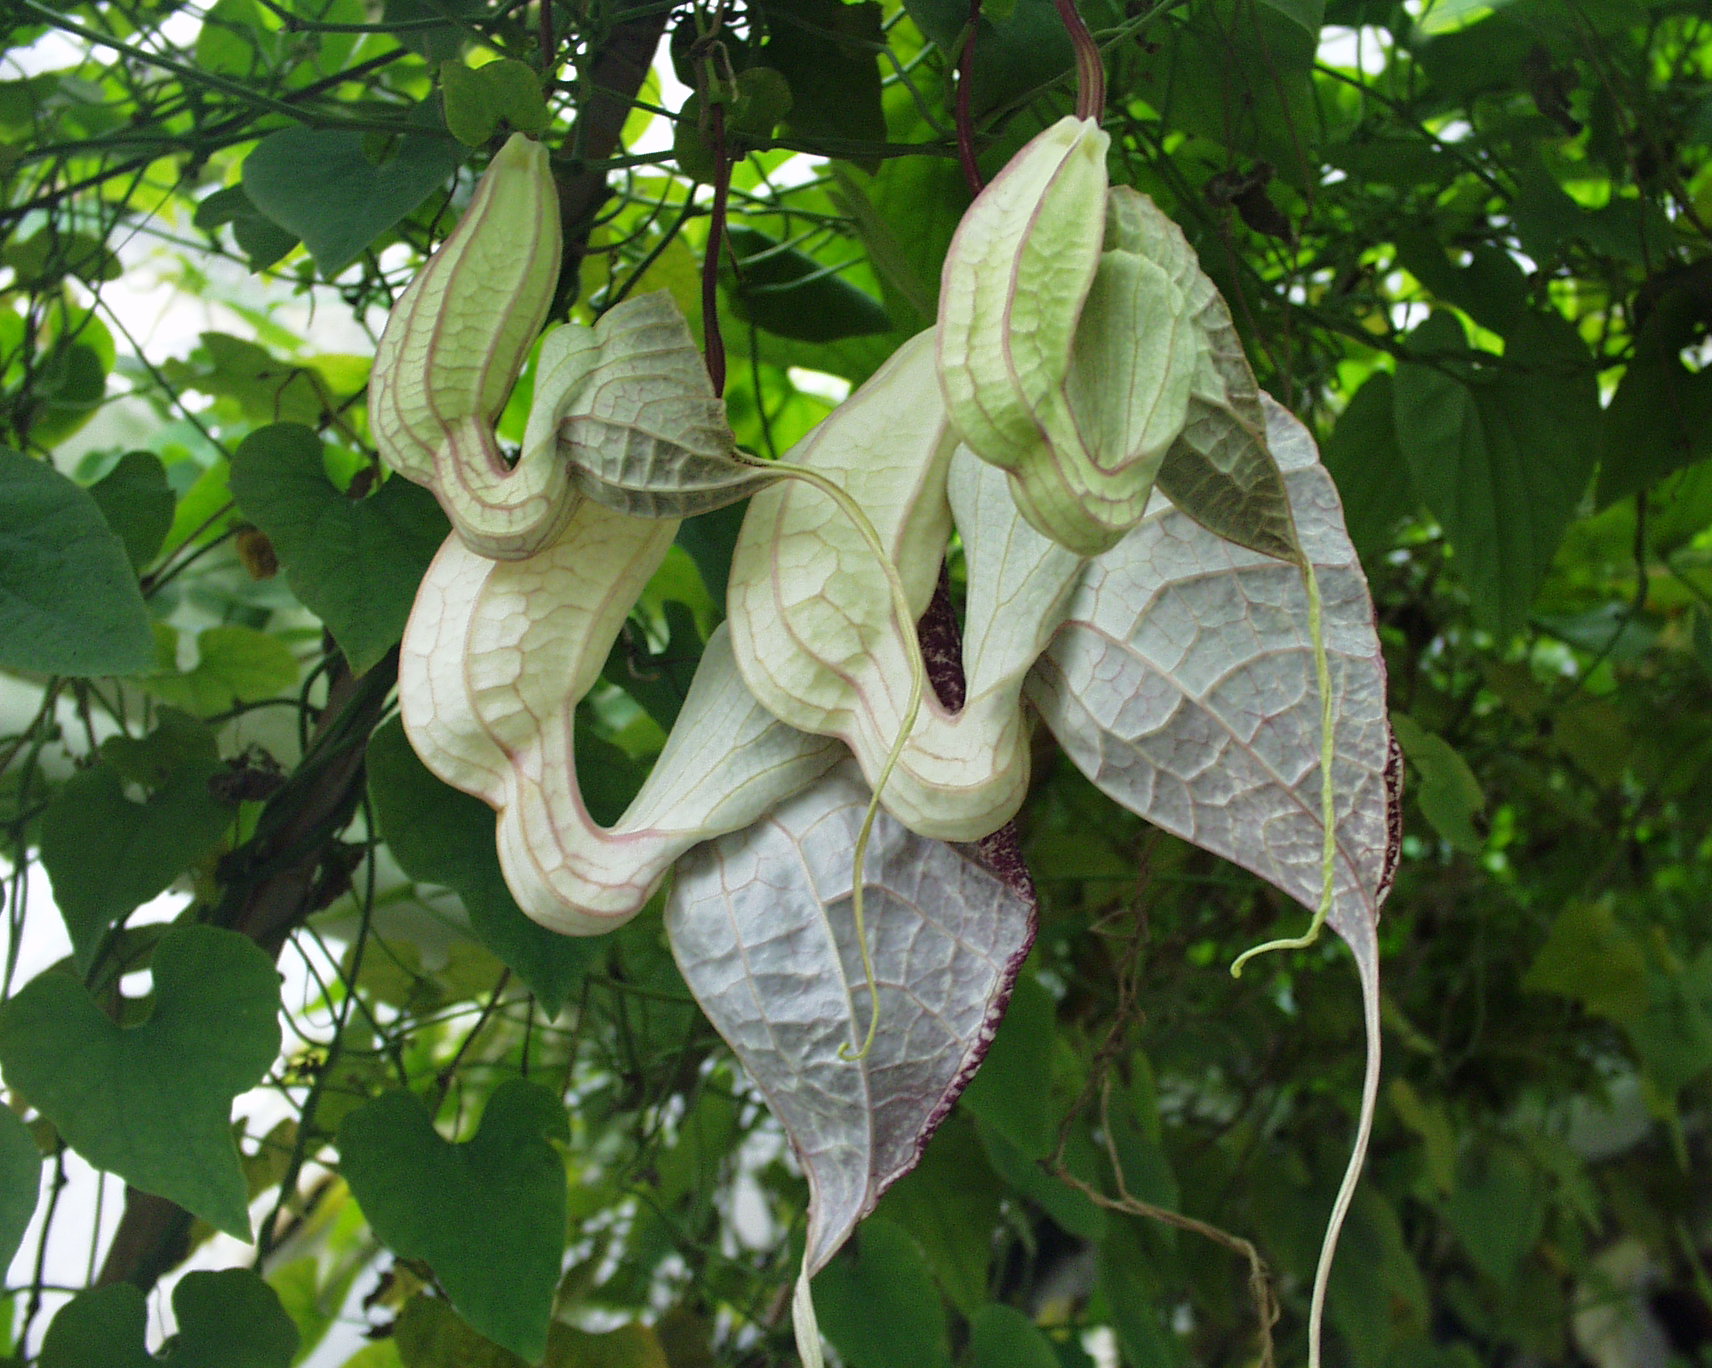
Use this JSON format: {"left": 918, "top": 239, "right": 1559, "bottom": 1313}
{"left": 87, "top": 450, "right": 173, "bottom": 570}
{"left": 0, "top": 446, "right": 155, "bottom": 677}
{"left": 39, "top": 718, "right": 232, "bottom": 971}
{"left": 40, "top": 1270, "right": 298, "bottom": 1368}
{"left": 667, "top": 765, "right": 1035, "bottom": 1293}
{"left": 1393, "top": 311, "right": 1599, "bottom": 638}
{"left": 243, "top": 127, "right": 462, "bottom": 277}
{"left": 229, "top": 422, "right": 448, "bottom": 674}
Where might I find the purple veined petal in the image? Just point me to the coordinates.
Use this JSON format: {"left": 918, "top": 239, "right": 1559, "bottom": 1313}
{"left": 398, "top": 500, "right": 841, "bottom": 934}
{"left": 1028, "top": 393, "right": 1400, "bottom": 1364}
{"left": 665, "top": 763, "right": 1036, "bottom": 1290}
{"left": 1029, "top": 394, "right": 1396, "bottom": 952}
{"left": 546, "top": 292, "right": 765, "bottom": 520}
{"left": 937, "top": 115, "right": 1109, "bottom": 468}
{"left": 728, "top": 335, "right": 1082, "bottom": 844}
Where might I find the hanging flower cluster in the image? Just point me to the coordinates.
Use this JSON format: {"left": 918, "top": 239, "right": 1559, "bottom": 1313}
{"left": 371, "top": 127, "right": 1397, "bottom": 1367}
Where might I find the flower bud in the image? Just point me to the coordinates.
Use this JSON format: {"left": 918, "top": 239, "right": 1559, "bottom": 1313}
{"left": 938, "top": 115, "right": 1204, "bottom": 556}
{"left": 370, "top": 133, "right": 568, "bottom": 560}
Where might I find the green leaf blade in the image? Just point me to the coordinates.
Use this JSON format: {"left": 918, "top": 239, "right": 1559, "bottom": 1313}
{"left": 0, "top": 1105, "right": 40, "bottom": 1274}
{"left": 229, "top": 422, "right": 449, "bottom": 674}
{"left": 0, "top": 448, "right": 155, "bottom": 677}
{"left": 40, "top": 1270, "right": 297, "bottom": 1368}
{"left": 242, "top": 129, "right": 463, "bottom": 277}
{"left": 87, "top": 451, "right": 174, "bottom": 570}
{"left": 0, "top": 926, "right": 282, "bottom": 1238}
{"left": 337, "top": 1080, "right": 569, "bottom": 1362}
{"left": 39, "top": 745, "right": 231, "bottom": 972}
{"left": 1393, "top": 312, "right": 1598, "bottom": 639}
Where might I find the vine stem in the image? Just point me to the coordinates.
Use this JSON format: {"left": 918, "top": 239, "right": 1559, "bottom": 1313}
{"left": 701, "top": 101, "right": 731, "bottom": 396}
{"left": 1052, "top": 0, "right": 1105, "bottom": 121}
{"left": 955, "top": 0, "right": 984, "bottom": 196}
{"left": 757, "top": 459, "right": 927, "bottom": 1063}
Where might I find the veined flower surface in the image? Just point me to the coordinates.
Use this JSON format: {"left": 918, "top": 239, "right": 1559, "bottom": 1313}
{"left": 400, "top": 498, "right": 840, "bottom": 933}
{"left": 939, "top": 115, "right": 1284, "bottom": 559}
{"left": 370, "top": 132, "right": 568, "bottom": 560}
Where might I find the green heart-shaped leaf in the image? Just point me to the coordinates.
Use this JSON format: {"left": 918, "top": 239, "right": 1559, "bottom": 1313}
{"left": 38, "top": 734, "right": 231, "bottom": 972}
{"left": 0, "top": 925, "right": 282, "bottom": 1238}
{"left": 338, "top": 1079, "right": 568, "bottom": 1361}
{"left": 441, "top": 60, "right": 502, "bottom": 145}
{"left": 0, "top": 1105, "right": 39, "bottom": 1273}
{"left": 40, "top": 1269, "right": 298, "bottom": 1368}
{"left": 242, "top": 128, "right": 463, "bottom": 277}
{"left": 0, "top": 446, "right": 155, "bottom": 677}
{"left": 229, "top": 423, "right": 449, "bottom": 674}
{"left": 477, "top": 59, "right": 549, "bottom": 134}
{"left": 88, "top": 451, "right": 174, "bottom": 570}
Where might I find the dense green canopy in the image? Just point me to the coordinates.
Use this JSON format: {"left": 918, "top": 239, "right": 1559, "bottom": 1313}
{"left": 2, "top": 0, "right": 1711, "bottom": 1365}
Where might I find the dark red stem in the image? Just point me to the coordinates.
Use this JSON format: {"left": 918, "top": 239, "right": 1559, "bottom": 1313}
{"left": 955, "top": 0, "right": 984, "bottom": 196}
{"left": 701, "top": 101, "right": 730, "bottom": 397}
{"left": 1053, "top": 0, "right": 1104, "bottom": 121}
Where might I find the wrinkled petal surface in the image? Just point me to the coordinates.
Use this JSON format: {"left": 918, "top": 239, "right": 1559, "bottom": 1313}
{"left": 1029, "top": 394, "right": 1399, "bottom": 1341}
{"left": 730, "top": 336, "right": 1088, "bottom": 842}
{"left": 666, "top": 764, "right": 1036, "bottom": 1276}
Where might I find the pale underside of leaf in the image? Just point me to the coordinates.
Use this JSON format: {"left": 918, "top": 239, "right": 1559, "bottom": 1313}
{"left": 1113, "top": 185, "right": 1301, "bottom": 565}
{"left": 731, "top": 335, "right": 1080, "bottom": 842}
{"left": 665, "top": 763, "right": 1037, "bottom": 1281}
{"left": 936, "top": 116, "right": 1109, "bottom": 465}
{"left": 1027, "top": 394, "right": 1397, "bottom": 1355}
{"left": 400, "top": 502, "right": 840, "bottom": 933}
{"left": 1030, "top": 395, "right": 1393, "bottom": 966}
{"left": 369, "top": 133, "right": 565, "bottom": 560}
{"left": 550, "top": 291, "right": 759, "bottom": 519}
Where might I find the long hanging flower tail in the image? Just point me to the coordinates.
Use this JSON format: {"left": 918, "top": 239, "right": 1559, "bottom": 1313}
{"left": 1231, "top": 557, "right": 1337, "bottom": 974}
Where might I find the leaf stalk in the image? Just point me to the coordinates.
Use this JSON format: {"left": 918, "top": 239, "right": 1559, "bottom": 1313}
{"left": 1052, "top": 0, "right": 1105, "bottom": 122}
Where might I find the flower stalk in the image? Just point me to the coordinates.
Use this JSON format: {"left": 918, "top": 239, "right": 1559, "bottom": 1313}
{"left": 1054, "top": 0, "right": 1104, "bottom": 120}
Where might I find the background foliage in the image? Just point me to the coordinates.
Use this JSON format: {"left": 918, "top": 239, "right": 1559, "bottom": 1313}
{"left": 3, "top": 0, "right": 1712, "bottom": 1364}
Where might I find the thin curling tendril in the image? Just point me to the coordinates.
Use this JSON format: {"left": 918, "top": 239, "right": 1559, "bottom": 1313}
{"left": 748, "top": 456, "right": 927, "bottom": 1063}
{"left": 1229, "top": 557, "right": 1336, "bottom": 978}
